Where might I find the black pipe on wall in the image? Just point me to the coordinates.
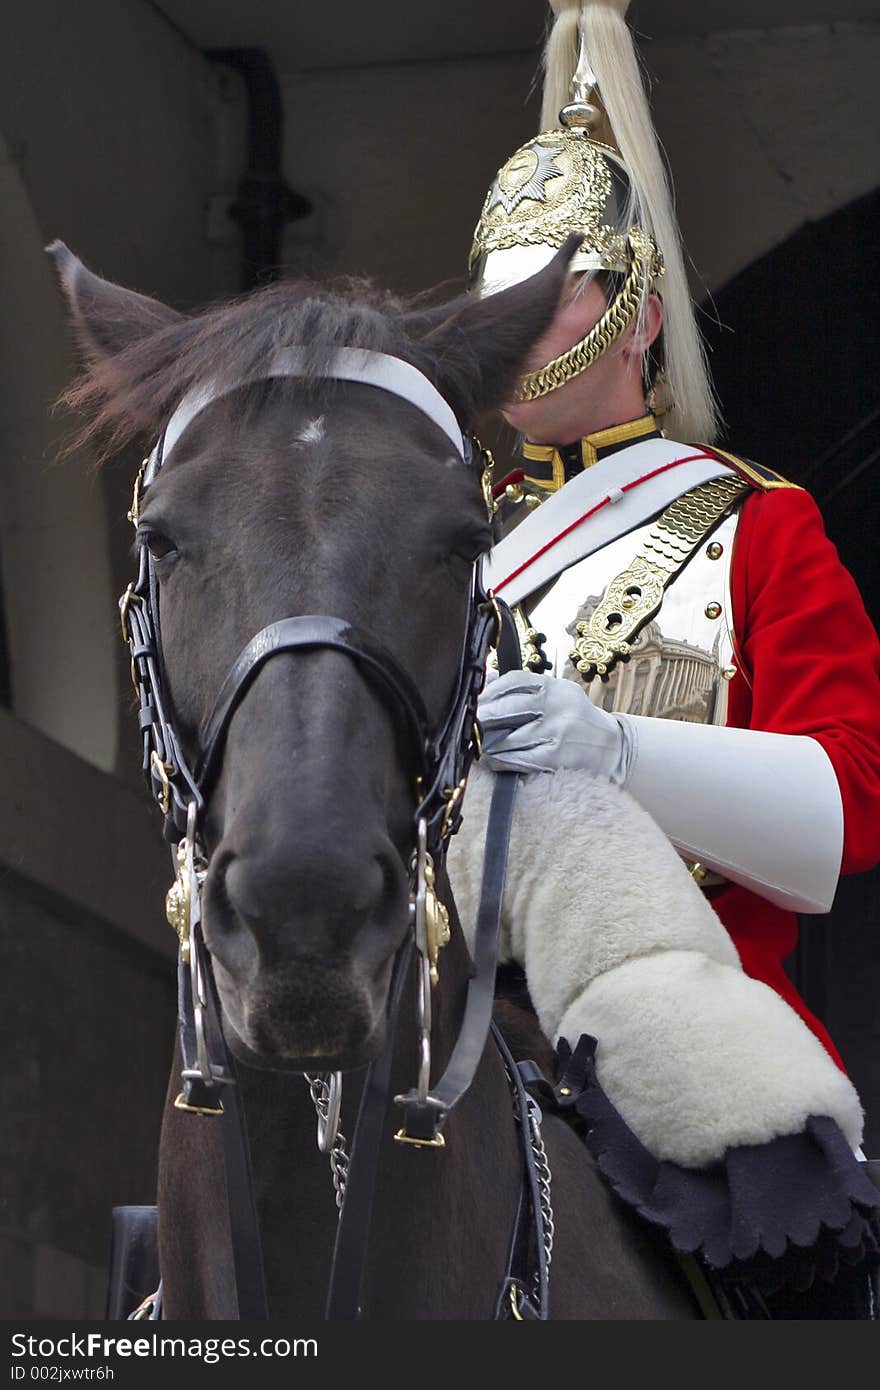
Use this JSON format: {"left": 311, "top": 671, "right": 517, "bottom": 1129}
{"left": 206, "top": 47, "right": 313, "bottom": 290}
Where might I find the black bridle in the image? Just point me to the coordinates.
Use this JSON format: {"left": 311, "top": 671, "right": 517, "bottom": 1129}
{"left": 120, "top": 353, "right": 550, "bottom": 1320}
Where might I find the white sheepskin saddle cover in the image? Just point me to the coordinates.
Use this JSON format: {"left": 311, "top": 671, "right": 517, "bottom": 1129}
{"left": 446, "top": 765, "right": 863, "bottom": 1169}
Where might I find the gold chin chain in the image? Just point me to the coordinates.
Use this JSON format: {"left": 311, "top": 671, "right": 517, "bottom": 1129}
{"left": 515, "top": 229, "right": 663, "bottom": 403}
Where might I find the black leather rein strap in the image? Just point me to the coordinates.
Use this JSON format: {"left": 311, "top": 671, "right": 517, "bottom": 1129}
{"left": 196, "top": 616, "right": 432, "bottom": 793}
{"left": 395, "top": 771, "right": 518, "bottom": 1142}
{"left": 214, "top": 1045, "right": 271, "bottom": 1320}
{"left": 395, "top": 604, "right": 522, "bottom": 1144}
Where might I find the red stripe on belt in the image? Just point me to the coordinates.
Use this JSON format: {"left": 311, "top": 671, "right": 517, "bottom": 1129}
{"left": 493, "top": 454, "right": 713, "bottom": 595}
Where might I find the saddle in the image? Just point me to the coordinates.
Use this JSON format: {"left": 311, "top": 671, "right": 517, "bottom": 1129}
{"left": 491, "top": 963, "right": 880, "bottom": 1319}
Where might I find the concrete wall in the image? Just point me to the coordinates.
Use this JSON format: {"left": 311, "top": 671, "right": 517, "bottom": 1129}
{"left": 1, "top": 0, "right": 246, "bottom": 772}
{"left": 0, "top": 875, "right": 175, "bottom": 1319}
{"left": 0, "top": 138, "right": 119, "bottom": 772}
{"left": 1, "top": 1, "right": 243, "bottom": 1319}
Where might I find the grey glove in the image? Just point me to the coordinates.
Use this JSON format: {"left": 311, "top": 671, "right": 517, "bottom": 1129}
{"left": 477, "top": 670, "right": 633, "bottom": 782}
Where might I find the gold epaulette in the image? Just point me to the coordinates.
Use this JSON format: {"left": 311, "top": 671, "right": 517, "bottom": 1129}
{"left": 703, "top": 446, "right": 802, "bottom": 493}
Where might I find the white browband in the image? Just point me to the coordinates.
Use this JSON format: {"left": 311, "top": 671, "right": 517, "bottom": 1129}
{"left": 153, "top": 347, "right": 465, "bottom": 476}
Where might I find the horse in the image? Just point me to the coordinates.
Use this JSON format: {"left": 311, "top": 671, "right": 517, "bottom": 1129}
{"left": 50, "top": 238, "right": 701, "bottom": 1320}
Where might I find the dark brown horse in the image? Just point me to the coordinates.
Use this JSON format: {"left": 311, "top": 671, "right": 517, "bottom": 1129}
{"left": 51, "top": 242, "right": 699, "bottom": 1320}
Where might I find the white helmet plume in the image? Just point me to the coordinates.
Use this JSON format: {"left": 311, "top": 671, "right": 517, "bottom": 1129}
{"left": 541, "top": 1, "right": 719, "bottom": 443}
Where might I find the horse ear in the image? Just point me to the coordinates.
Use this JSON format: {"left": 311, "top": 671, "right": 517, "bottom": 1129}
{"left": 410, "top": 233, "right": 583, "bottom": 426}
{"left": 46, "top": 241, "right": 182, "bottom": 361}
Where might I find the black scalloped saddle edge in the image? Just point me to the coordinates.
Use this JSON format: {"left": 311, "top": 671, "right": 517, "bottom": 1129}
{"left": 559, "top": 1034, "right": 880, "bottom": 1296}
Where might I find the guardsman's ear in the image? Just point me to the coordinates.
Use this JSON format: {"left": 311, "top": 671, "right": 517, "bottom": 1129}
{"left": 622, "top": 290, "right": 664, "bottom": 361}
{"left": 46, "top": 240, "right": 182, "bottom": 362}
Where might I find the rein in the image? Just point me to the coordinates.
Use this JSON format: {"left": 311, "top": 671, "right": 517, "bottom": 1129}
{"left": 120, "top": 350, "right": 551, "bottom": 1320}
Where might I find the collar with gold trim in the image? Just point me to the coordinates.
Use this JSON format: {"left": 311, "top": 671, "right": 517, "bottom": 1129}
{"left": 519, "top": 415, "right": 661, "bottom": 494}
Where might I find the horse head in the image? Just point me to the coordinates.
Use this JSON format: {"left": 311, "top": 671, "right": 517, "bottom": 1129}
{"left": 51, "top": 239, "right": 578, "bottom": 1075}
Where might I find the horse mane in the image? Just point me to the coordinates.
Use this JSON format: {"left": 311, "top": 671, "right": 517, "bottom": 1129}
{"left": 59, "top": 275, "right": 498, "bottom": 464}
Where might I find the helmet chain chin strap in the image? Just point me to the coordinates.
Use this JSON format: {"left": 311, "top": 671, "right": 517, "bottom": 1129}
{"left": 515, "top": 228, "right": 663, "bottom": 402}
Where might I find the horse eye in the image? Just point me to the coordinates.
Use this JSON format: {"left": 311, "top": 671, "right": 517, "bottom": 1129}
{"left": 138, "top": 528, "right": 178, "bottom": 562}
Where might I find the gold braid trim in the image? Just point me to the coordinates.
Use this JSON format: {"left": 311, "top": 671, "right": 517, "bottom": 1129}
{"left": 515, "top": 228, "right": 663, "bottom": 403}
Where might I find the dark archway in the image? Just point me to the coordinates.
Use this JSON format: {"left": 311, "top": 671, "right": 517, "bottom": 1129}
{"left": 704, "top": 187, "right": 880, "bottom": 1153}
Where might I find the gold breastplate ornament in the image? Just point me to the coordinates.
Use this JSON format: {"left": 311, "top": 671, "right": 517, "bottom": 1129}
{"left": 515, "top": 479, "right": 749, "bottom": 728}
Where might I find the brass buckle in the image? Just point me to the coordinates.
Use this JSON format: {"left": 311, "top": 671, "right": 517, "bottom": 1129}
{"left": 440, "top": 777, "right": 467, "bottom": 840}
{"left": 130, "top": 1290, "right": 160, "bottom": 1320}
{"left": 119, "top": 583, "right": 136, "bottom": 643}
{"left": 173, "top": 1092, "right": 224, "bottom": 1117}
{"left": 127, "top": 456, "right": 149, "bottom": 529}
{"left": 150, "top": 750, "right": 173, "bottom": 816}
{"left": 393, "top": 1129, "right": 445, "bottom": 1149}
{"left": 480, "top": 455, "right": 497, "bottom": 519}
{"left": 470, "top": 434, "right": 497, "bottom": 520}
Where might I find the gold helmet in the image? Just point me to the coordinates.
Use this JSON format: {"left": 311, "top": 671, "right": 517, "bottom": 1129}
{"left": 468, "top": 1, "right": 717, "bottom": 443}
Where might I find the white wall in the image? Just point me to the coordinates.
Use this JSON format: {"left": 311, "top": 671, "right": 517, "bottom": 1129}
{"left": 0, "top": 140, "right": 118, "bottom": 769}
{"left": 0, "top": 0, "right": 244, "bottom": 771}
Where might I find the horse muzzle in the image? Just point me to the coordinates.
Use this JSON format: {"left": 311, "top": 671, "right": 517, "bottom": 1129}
{"left": 202, "top": 836, "right": 410, "bottom": 1069}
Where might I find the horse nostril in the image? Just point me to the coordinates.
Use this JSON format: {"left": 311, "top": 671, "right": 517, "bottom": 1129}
{"left": 222, "top": 857, "right": 268, "bottom": 928}
{"left": 376, "top": 851, "right": 409, "bottom": 929}
{"left": 215, "top": 842, "right": 407, "bottom": 960}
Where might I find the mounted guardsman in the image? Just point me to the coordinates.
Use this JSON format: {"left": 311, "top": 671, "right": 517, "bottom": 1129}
{"left": 458, "top": 0, "right": 880, "bottom": 1316}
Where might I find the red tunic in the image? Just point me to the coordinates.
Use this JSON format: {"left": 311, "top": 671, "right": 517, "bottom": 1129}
{"left": 717, "top": 485, "right": 880, "bottom": 1067}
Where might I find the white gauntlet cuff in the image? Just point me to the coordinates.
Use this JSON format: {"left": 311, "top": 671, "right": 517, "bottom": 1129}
{"left": 619, "top": 717, "right": 844, "bottom": 913}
